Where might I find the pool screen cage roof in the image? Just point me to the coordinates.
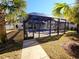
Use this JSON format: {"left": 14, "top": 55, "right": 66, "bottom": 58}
{"left": 23, "top": 14, "right": 69, "bottom": 39}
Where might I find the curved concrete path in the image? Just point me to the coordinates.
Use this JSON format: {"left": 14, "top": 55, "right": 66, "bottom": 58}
{"left": 21, "top": 39, "right": 50, "bottom": 59}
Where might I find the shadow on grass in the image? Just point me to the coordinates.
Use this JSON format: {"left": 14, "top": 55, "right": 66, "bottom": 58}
{"left": 36, "top": 35, "right": 63, "bottom": 44}
{"left": 8, "top": 30, "right": 21, "bottom": 40}
{"left": 0, "top": 31, "right": 63, "bottom": 54}
{"left": 23, "top": 34, "right": 63, "bottom": 48}
{"left": 0, "top": 30, "right": 23, "bottom": 54}
{"left": 0, "top": 41, "right": 22, "bottom": 54}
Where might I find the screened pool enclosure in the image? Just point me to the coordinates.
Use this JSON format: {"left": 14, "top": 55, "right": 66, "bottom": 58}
{"left": 23, "top": 14, "right": 70, "bottom": 39}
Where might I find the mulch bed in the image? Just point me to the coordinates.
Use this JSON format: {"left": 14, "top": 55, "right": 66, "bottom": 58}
{"left": 62, "top": 41, "right": 79, "bottom": 58}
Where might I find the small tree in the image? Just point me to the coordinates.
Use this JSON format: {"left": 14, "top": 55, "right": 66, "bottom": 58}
{"left": 52, "top": 3, "right": 79, "bottom": 33}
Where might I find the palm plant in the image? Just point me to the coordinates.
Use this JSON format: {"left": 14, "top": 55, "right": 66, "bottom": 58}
{"left": 6, "top": 0, "right": 27, "bottom": 23}
{"left": 76, "top": 0, "right": 79, "bottom": 3}
{"left": 52, "top": 3, "right": 79, "bottom": 33}
{"left": 0, "top": 0, "right": 27, "bottom": 43}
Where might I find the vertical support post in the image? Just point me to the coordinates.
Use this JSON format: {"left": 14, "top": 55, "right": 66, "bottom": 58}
{"left": 32, "top": 23, "right": 34, "bottom": 39}
{"left": 38, "top": 21, "right": 40, "bottom": 38}
{"left": 49, "top": 19, "right": 51, "bottom": 37}
{"left": 23, "top": 21, "right": 25, "bottom": 40}
{"left": 54, "top": 21, "right": 56, "bottom": 33}
{"left": 57, "top": 18, "right": 60, "bottom": 35}
{"left": 64, "top": 19, "right": 66, "bottom": 34}
{"left": 23, "top": 21, "right": 28, "bottom": 40}
{"left": 68, "top": 22, "right": 69, "bottom": 30}
{"left": 47, "top": 20, "right": 48, "bottom": 28}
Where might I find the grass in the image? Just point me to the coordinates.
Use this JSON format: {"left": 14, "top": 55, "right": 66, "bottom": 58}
{"left": 37, "top": 31, "right": 78, "bottom": 59}
{"left": 36, "top": 35, "right": 62, "bottom": 44}
{"left": 0, "top": 30, "right": 78, "bottom": 59}
{"left": 0, "top": 30, "right": 24, "bottom": 59}
{"left": 0, "top": 43, "right": 22, "bottom": 59}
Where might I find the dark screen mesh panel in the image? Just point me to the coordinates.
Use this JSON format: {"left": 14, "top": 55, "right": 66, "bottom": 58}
{"left": 23, "top": 14, "right": 70, "bottom": 39}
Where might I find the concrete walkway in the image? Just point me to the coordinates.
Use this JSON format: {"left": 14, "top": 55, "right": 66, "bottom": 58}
{"left": 21, "top": 39, "right": 50, "bottom": 59}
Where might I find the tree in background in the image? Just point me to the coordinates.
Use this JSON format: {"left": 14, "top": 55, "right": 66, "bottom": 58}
{"left": 52, "top": 2, "right": 79, "bottom": 33}
{"left": 0, "top": 0, "right": 27, "bottom": 43}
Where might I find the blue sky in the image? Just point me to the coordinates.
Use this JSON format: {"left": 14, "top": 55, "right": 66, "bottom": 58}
{"left": 26, "top": 0, "right": 75, "bottom": 16}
